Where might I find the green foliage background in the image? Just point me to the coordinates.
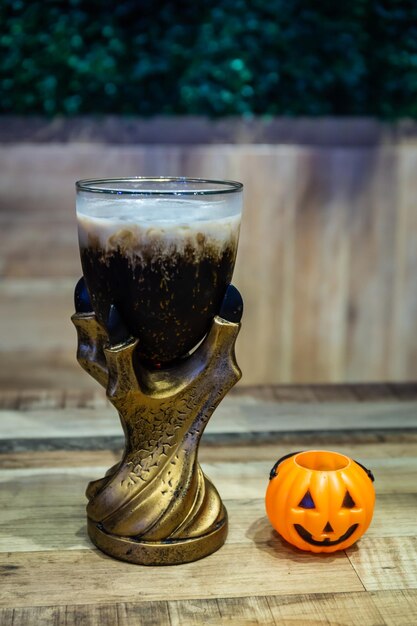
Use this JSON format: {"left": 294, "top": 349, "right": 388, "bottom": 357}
{"left": 1, "top": 0, "right": 417, "bottom": 117}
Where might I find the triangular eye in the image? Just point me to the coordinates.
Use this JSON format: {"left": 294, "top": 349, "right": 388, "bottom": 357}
{"left": 298, "top": 490, "right": 315, "bottom": 509}
{"left": 342, "top": 491, "right": 356, "bottom": 508}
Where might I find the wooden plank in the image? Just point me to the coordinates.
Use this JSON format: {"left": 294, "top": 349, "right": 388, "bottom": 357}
{"left": 168, "top": 598, "right": 222, "bottom": 625}
{"left": 2, "top": 439, "right": 416, "bottom": 467}
{"left": 1, "top": 445, "right": 415, "bottom": 554}
{"left": 200, "top": 441, "right": 417, "bottom": 463}
{"left": 392, "top": 148, "right": 417, "bottom": 379}
{"left": 291, "top": 148, "right": 350, "bottom": 383}
{"left": 9, "top": 605, "right": 120, "bottom": 626}
{"left": 351, "top": 384, "right": 400, "bottom": 401}
{"left": 371, "top": 589, "right": 417, "bottom": 626}
{"left": 7, "top": 446, "right": 417, "bottom": 524}
{"left": 0, "top": 278, "right": 93, "bottom": 392}
{"left": 0, "top": 449, "right": 118, "bottom": 469}
{"left": 230, "top": 148, "right": 297, "bottom": 384}
{"left": 0, "top": 545, "right": 362, "bottom": 608}
{"left": 0, "top": 414, "right": 415, "bottom": 622}
{"left": 1, "top": 491, "right": 414, "bottom": 555}
{"left": 2, "top": 440, "right": 416, "bottom": 468}
{"left": 345, "top": 148, "right": 398, "bottom": 382}
{"left": 217, "top": 596, "right": 275, "bottom": 625}
{"left": 169, "top": 596, "right": 275, "bottom": 625}
{"left": 206, "top": 456, "right": 417, "bottom": 499}
{"left": 2, "top": 428, "right": 417, "bottom": 454}
{"left": 1, "top": 443, "right": 415, "bottom": 490}
{"left": 365, "top": 494, "right": 417, "bottom": 538}
{"left": 267, "top": 591, "right": 384, "bottom": 626}
{"left": 0, "top": 609, "right": 13, "bottom": 626}
{"left": 0, "top": 351, "right": 97, "bottom": 393}
{"left": 2, "top": 385, "right": 415, "bottom": 411}
{"left": 0, "top": 603, "right": 172, "bottom": 626}
{"left": 388, "top": 383, "right": 417, "bottom": 401}
{"left": 2, "top": 143, "right": 417, "bottom": 386}
{"left": 1, "top": 440, "right": 416, "bottom": 477}
{"left": 347, "top": 537, "right": 417, "bottom": 591}
{"left": 226, "top": 495, "right": 417, "bottom": 546}
{"left": 0, "top": 432, "right": 417, "bottom": 626}
{"left": 1, "top": 398, "right": 416, "bottom": 444}
{"left": 117, "top": 602, "right": 171, "bottom": 626}
{"left": 0, "top": 217, "right": 80, "bottom": 278}
{"left": 0, "top": 389, "right": 110, "bottom": 411}
{"left": 3, "top": 591, "right": 416, "bottom": 626}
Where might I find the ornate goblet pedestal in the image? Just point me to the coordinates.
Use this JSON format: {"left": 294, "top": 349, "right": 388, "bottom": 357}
{"left": 73, "top": 177, "right": 243, "bottom": 565}
{"left": 72, "top": 283, "right": 242, "bottom": 565}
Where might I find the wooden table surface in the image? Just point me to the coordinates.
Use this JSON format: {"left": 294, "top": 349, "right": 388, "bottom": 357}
{"left": 1, "top": 384, "right": 416, "bottom": 625}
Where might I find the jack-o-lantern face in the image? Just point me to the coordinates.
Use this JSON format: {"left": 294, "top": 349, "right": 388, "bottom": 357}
{"left": 265, "top": 450, "right": 375, "bottom": 553}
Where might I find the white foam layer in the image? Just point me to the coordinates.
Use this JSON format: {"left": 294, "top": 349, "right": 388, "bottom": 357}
{"left": 77, "top": 196, "right": 242, "bottom": 253}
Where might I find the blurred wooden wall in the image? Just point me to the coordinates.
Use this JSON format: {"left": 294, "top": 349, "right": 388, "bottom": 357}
{"left": 0, "top": 120, "right": 416, "bottom": 388}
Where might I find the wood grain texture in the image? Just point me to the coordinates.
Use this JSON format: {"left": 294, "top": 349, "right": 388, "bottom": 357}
{"left": 267, "top": 591, "right": 383, "bottom": 626}
{"left": 1, "top": 142, "right": 417, "bottom": 385}
{"left": 169, "top": 596, "right": 276, "bottom": 625}
{"left": 1, "top": 443, "right": 416, "bottom": 554}
{"left": 2, "top": 438, "right": 417, "bottom": 468}
{"left": 347, "top": 537, "right": 417, "bottom": 591}
{"left": 392, "top": 148, "right": 417, "bottom": 380}
{"left": 371, "top": 589, "right": 417, "bottom": 626}
{"left": 0, "top": 387, "right": 415, "bottom": 624}
{"left": 1, "top": 490, "right": 415, "bottom": 554}
{"left": 2, "top": 399, "right": 417, "bottom": 441}
{"left": 1, "top": 592, "right": 416, "bottom": 626}
{"left": 344, "top": 149, "right": 398, "bottom": 383}
{"left": 1, "top": 383, "right": 416, "bottom": 410}
{"left": 0, "top": 546, "right": 363, "bottom": 608}
{"left": 118, "top": 602, "right": 171, "bottom": 626}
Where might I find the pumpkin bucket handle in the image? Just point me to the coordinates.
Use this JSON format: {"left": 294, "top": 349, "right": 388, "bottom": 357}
{"left": 269, "top": 451, "right": 375, "bottom": 482}
{"left": 269, "top": 451, "right": 301, "bottom": 479}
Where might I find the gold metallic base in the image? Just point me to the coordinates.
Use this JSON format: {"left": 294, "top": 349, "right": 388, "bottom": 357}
{"left": 88, "top": 516, "right": 228, "bottom": 566}
{"left": 73, "top": 304, "right": 241, "bottom": 565}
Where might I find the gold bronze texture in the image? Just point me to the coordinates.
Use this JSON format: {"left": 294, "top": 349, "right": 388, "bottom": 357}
{"left": 72, "top": 280, "right": 242, "bottom": 565}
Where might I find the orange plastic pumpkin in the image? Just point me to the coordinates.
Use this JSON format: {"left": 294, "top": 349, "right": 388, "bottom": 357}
{"left": 265, "top": 450, "right": 375, "bottom": 553}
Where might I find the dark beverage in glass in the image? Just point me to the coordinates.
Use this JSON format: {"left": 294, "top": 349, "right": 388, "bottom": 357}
{"left": 76, "top": 178, "right": 242, "bottom": 365}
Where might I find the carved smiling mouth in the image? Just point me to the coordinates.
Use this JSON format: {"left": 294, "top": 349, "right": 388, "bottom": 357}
{"left": 294, "top": 523, "right": 359, "bottom": 546}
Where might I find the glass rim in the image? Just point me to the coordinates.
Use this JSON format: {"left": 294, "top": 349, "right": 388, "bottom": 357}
{"left": 76, "top": 177, "right": 243, "bottom": 196}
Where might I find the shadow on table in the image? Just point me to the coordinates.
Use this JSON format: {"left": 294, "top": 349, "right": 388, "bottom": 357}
{"left": 246, "top": 515, "right": 343, "bottom": 564}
